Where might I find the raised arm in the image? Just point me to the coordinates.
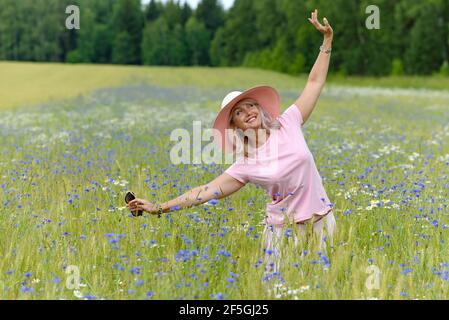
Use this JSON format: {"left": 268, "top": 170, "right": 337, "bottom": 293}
{"left": 295, "top": 9, "right": 333, "bottom": 125}
{"left": 127, "top": 173, "right": 246, "bottom": 216}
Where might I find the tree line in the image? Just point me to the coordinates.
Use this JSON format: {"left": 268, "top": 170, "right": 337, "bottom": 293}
{"left": 0, "top": 0, "right": 448, "bottom": 76}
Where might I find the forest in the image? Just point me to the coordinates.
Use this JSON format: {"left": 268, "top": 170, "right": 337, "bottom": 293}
{"left": 0, "top": 0, "right": 448, "bottom": 76}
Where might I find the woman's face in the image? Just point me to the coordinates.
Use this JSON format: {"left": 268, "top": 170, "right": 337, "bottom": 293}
{"left": 230, "top": 99, "right": 262, "bottom": 131}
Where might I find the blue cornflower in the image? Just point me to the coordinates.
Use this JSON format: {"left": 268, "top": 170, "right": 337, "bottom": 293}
{"left": 20, "top": 286, "right": 34, "bottom": 293}
{"left": 135, "top": 280, "right": 144, "bottom": 286}
{"left": 207, "top": 199, "right": 219, "bottom": 205}
{"left": 210, "top": 293, "right": 225, "bottom": 300}
{"left": 401, "top": 268, "right": 413, "bottom": 275}
{"left": 217, "top": 250, "right": 232, "bottom": 257}
{"left": 129, "top": 267, "right": 141, "bottom": 275}
{"left": 319, "top": 252, "right": 330, "bottom": 267}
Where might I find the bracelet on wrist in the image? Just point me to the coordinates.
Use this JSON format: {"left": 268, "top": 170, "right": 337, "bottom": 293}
{"left": 320, "top": 45, "right": 332, "bottom": 54}
{"left": 156, "top": 204, "right": 164, "bottom": 218}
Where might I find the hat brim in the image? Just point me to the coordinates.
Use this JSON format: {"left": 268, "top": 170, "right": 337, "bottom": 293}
{"left": 213, "top": 86, "right": 280, "bottom": 152}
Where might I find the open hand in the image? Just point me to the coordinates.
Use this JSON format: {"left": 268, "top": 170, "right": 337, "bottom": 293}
{"left": 126, "top": 198, "right": 160, "bottom": 215}
{"left": 308, "top": 9, "right": 333, "bottom": 39}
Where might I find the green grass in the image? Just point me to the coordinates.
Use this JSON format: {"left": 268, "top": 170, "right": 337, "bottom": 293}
{"left": 0, "top": 62, "right": 448, "bottom": 299}
{"left": 2, "top": 61, "right": 449, "bottom": 111}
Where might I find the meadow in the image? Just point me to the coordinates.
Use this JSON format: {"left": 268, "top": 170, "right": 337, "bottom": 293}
{"left": 0, "top": 62, "right": 448, "bottom": 299}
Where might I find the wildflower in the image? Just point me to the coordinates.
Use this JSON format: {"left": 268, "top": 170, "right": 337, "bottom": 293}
{"left": 129, "top": 267, "right": 141, "bottom": 275}
{"left": 207, "top": 199, "right": 219, "bottom": 206}
{"left": 135, "top": 280, "right": 144, "bottom": 286}
{"left": 285, "top": 229, "right": 293, "bottom": 238}
{"left": 20, "top": 286, "right": 34, "bottom": 293}
{"left": 227, "top": 277, "right": 235, "bottom": 284}
{"left": 210, "top": 293, "right": 225, "bottom": 300}
{"left": 217, "top": 250, "right": 232, "bottom": 257}
{"left": 401, "top": 268, "right": 413, "bottom": 275}
{"left": 73, "top": 290, "right": 83, "bottom": 298}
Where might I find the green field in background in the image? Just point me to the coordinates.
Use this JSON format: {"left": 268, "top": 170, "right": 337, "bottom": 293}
{"left": 1, "top": 61, "right": 449, "bottom": 111}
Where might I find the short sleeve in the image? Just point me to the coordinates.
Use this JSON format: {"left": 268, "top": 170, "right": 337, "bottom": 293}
{"left": 224, "top": 162, "right": 249, "bottom": 184}
{"left": 278, "top": 103, "right": 304, "bottom": 128}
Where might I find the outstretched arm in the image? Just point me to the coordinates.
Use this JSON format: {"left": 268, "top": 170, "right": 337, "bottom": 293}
{"left": 295, "top": 9, "right": 333, "bottom": 125}
{"left": 127, "top": 173, "right": 245, "bottom": 215}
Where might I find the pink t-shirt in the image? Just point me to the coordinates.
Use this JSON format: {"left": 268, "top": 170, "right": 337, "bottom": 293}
{"left": 224, "top": 103, "right": 333, "bottom": 226}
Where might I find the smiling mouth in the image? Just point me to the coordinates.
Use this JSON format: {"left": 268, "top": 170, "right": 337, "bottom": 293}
{"left": 245, "top": 115, "right": 257, "bottom": 123}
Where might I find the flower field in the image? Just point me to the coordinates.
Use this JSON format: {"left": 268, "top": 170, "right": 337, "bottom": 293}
{"left": 0, "top": 64, "right": 448, "bottom": 299}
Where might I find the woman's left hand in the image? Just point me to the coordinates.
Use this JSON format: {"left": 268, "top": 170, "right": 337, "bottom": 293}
{"left": 308, "top": 9, "right": 333, "bottom": 39}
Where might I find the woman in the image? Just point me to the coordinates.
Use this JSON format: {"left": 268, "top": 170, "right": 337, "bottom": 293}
{"left": 127, "top": 9, "right": 335, "bottom": 272}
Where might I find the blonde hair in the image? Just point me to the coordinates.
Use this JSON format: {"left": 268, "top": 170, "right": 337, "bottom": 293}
{"left": 228, "top": 100, "right": 280, "bottom": 131}
{"left": 228, "top": 100, "right": 280, "bottom": 156}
